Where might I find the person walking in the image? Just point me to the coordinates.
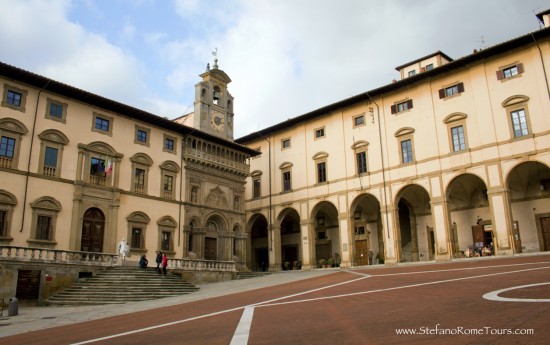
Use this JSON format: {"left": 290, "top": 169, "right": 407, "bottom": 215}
{"left": 161, "top": 253, "right": 168, "bottom": 276}
{"left": 155, "top": 251, "right": 162, "bottom": 274}
{"left": 139, "top": 255, "right": 148, "bottom": 268}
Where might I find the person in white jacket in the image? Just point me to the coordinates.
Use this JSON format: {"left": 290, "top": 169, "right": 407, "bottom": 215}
{"left": 118, "top": 238, "right": 129, "bottom": 261}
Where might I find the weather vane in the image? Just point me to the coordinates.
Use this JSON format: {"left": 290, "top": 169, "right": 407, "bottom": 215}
{"left": 212, "top": 47, "right": 219, "bottom": 69}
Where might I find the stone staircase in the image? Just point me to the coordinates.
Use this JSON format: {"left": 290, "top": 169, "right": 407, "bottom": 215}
{"left": 47, "top": 267, "right": 199, "bottom": 306}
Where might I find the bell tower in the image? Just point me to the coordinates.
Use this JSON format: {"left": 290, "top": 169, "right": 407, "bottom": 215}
{"left": 193, "top": 52, "right": 234, "bottom": 140}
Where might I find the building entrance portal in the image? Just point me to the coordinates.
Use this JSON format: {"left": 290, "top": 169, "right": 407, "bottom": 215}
{"left": 81, "top": 208, "right": 105, "bottom": 252}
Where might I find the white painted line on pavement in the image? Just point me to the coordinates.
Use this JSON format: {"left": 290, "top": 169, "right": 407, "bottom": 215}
{"left": 483, "top": 282, "right": 550, "bottom": 302}
{"left": 229, "top": 306, "right": 255, "bottom": 345}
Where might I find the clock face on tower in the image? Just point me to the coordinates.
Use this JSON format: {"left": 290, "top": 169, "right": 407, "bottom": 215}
{"left": 210, "top": 110, "right": 225, "bottom": 132}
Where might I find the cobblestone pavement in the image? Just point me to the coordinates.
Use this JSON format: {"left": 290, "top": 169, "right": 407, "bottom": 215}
{"left": 1, "top": 253, "right": 550, "bottom": 345}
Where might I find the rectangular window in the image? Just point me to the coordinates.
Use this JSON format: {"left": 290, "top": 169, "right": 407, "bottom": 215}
{"left": 165, "top": 138, "right": 174, "bottom": 151}
{"left": 282, "top": 138, "right": 291, "bottom": 149}
{"left": 90, "top": 157, "right": 106, "bottom": 176}
{"left": 497, "top": 64, "right": 524, "bottom": 80}
{"left": 283, "top": 171, "right": 291, "bottom": 191}
{"left": 511, "top": 109, "right": 529, "bottom": 137}
{"left": 408, "top": 70, "right": 416, "bottom": 77}
{"left": 36, "top": 215, "right": 51, "bottom": 240}
{"left": 44, "top": 147, "right": 58, "bottom": 167}
{"left": 161, "top": 231, "right": 171, "bottom": 251}
{"left": 391, "top": 100, "right": 413, "bottom": 114}
{"left": 0, "top": 210, "right": 7, "bottom": 237}
{"left": 49, "top": 102, "right": 63, "bottom": 118}
{"left": 439, "top": 82, "right": 464, "bottom": 99}
{"left": 451, "top": 126, "right": 466, "bottom": 151}
{"left": 131, "top": 227, "right": 143, "bottom": 248}
{"left": 163, "top": 175, "right": 173, "bottom": 192}
{"left": 95, "top": 117, "right": 110, "bottom": 132}
{"left": 7, "top": 90, "right": 22, "bottom": 106}
{"left": 137, "top": 129, "right": 147, "bottom": 143}
{"left": 356, "top": 151, "right": 367, "bottom": 174}
{"left": 317, "top": 162, "right": 327, "bottom": 183}
{"left": 401, "top": 139, "right": 413, "bottom": 163}
{"left": 253, "top": 178, "right": 261, "bottom": 198}
{"left": 354, "top": 115, "right": 365, "bottom": 127}
{"left": 0, "top": 136, "right": 16, "bottom": 158}
{"left": 135, "top": 168, "right": 145, "bottom": 194}
{"left": 425, "top": 64, "right": 434, "bottom": 71}
{"left": 315, "top": 127, "right": 325, "bottom": 139}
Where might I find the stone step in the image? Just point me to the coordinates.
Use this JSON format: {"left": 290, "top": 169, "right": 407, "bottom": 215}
{"left": 46, "top": 266, "right": 199, "bottom": 306}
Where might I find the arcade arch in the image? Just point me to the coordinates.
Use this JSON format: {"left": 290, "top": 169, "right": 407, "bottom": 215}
{"left": 311, "top": 201, "right": 340, "bottom": 267}
{"left": 350, "top": 193, "right": 383, "bottom": 266}
{"left": 395, "top": 184, "right": 432, "bottom": 262}
{"left": 278, "top": 208, "right": 302, "bottom": 270}
{"left": 446, "top": 173, "right": 490, "bottom": 257}
{"left": 248, "top": 213, "right": 269, "bottom": 271}
{"left": 507, "top": 161, "right": 550, "bottom": 253}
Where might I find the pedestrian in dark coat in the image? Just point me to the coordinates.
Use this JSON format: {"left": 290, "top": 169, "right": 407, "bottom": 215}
{"left": 156, "top": 251, "right": 162, "bottom": 273}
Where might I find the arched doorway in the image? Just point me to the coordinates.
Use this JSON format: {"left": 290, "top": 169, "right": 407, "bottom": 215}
{"left": 395, "top": 185, "right": 431, "bottom": 262}
{"left": 279, "top": 208, "right": 301, "bottom": 270}
{"left": 249, "top": 214, "right": 268, "bottom": 271}
{"left": 311, "top": 201, "right": 340, "bottom": 267}
{"left": 447, "top": 174, "right": 490, "bottom": 257}
{"left": 507, "top": 162, "right": 550, "bottom": 252}
{"left": 81, "top": 208, "right": 105, "bottom": 252}
{"left": 351, "top": 194, "right": 383, "bottom": 266}
{"left": 204, "top": 214, "right": 226, "bottom": 261}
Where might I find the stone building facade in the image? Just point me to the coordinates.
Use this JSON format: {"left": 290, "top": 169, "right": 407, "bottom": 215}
{"left": 236, "top": 11, "right": 550, "bottom": 271}
{"left": 0, "top": 60, "right": 256, "bottom": 301}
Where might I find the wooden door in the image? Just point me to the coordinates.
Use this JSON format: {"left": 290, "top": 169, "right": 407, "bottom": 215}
{"left": 81, "top": 208, "right": 105, "bottom": 252}
{"left": 204, "top": 237, "right": 217, "bottom": 260}
{"left": 16, "top": 270, "right": 41, "bottom": 301}
{"left": 355, "top": 239, "right": 369, "bottom": 266}
{"left": 315, "top": 242, "right": 331, "bottom": 263}
{"left": 471, "top": 225, "right": 484, "bottom": 247}
{"left": 541, "top": 217, "right": 550, "bottom": 251}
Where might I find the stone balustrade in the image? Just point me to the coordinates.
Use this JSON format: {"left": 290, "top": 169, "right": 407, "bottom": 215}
{"left": 0, "top": 245, "right": 236, "bottom": 272}
{"left": 0, "top": 246, "right": 118, "bottom": 266}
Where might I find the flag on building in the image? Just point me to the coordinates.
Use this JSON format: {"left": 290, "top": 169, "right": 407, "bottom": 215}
{"left": 105, "top": 158, "right": 113, "bottom": 176}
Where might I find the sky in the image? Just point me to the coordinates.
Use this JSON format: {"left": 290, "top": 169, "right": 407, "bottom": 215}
{"left": 0, "top": 0, "right": 547, "bottom": 138}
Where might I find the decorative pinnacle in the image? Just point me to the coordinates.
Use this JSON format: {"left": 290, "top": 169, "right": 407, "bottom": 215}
{"left": 212, "top": 47, "right": 219, "bottom": 69}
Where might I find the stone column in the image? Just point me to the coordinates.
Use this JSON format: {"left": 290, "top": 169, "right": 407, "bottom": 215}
{"left": 300, "top": 220, "right": 315, "bottom": 269}
{"left": 382, "top": 206, "right": 398, "bottom": 265}
{"left": 430, "top": 197, "right": 452, "bottom": 261}
{"left": 487, "top": 187, "right": 514, "bottom": 255}
{"left": 338, "top": 215, "right": 351, "bottom": 267}
{"left": 269, "top": 225, "right": 282, "bottom": 272}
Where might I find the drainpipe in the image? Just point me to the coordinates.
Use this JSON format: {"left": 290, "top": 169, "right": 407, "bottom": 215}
{"left": 20, "top": 81, "right": 50, "bottom": 232}
{"left": 531, "top": 33, "right": 550, "bottom": 98}
{"left": 365, "top": 93, "right": 390, "bottom": 240}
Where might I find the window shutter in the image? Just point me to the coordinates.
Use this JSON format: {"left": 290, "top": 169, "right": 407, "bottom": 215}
{"left": 390, "top": 105, "right": 397, "bottom": 114}
{"left": 517, "top": 63, "right": 524, "bottom": 74}
{"left": 496, "top": 70, "right": 504, "bottom": 80}
{"left": 438, "top": 88, "right": 445, "bottom": 99}
{"left": 457, "top": 82, "right": 465, "bottom": 93}
{"left": 407, "top": 99, "right": 413, "bottom": 109}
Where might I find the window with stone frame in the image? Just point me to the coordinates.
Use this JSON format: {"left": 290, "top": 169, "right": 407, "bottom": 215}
{"left": 312, "top": 152, "right": 328, "bottom": 184}
{"left": 0, "top": 189, "right": 17, "bottom": 241}
{"left": 134, "top": 125, "right": 151, "bottom": 147}
{"left": 439, "top": 82, "right": 464, "bottom": 99}
{"left": 45, "top": 98, "right": 68, "bottom": 123}
{"left": 159, "top": 161, "right": 179, "bottom": 199}
{"left": 29, "top": 196, "right": 61, "bottom": 245}
{"left": 91, "top": 112, "right": 114, "bottom": 136}
{"left": 38, "top": 129, "right": 69, "bottom": 178}
{"left": 163, "top": 134, "right": 177, "bottom": 154}
{"left": 497, "top": 63, "right": 524, "bottom": 81}
{"left": 395, "top": 127, "right": 416, "bottom": 164}
{"left": 502, "top": 95, "right": 532, "bottom": 140}
{"left": 130, "top": 153, "right": 153, "bottom": 195}
{"left": 0, "top": 118, "right": 28, "bottom": 170}
{"left": 1, "top": 83, "right": 28, "bottom": 112}
{"left": 158, "top": 216, "right": 177, "bottom": 254}
{"left": 126, "top": 211, "right": 150, "bottom": 252}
